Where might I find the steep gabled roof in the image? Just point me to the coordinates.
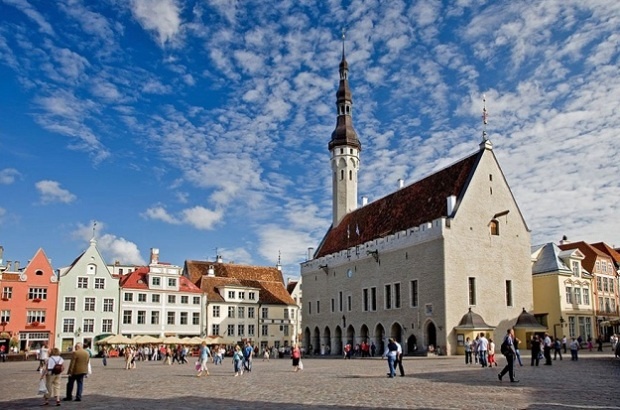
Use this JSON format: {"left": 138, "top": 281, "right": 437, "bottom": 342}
{"left": 531, "top": 243, "right": 572, "bottom": 275}
{"left": 120, "top": 266, "right": 202, "bottom": 293}
{"left": 591, "top": 242, "right": 620, "bottom": 267}
{"left": 185, "top": 260, "right": 296, "bottom": 305}
{"left": 559, "top": 241, "right": 612, "bottom": 273}
{"left": 315, "top": 149, "right": 482, "bottom": 257}
{"left": 286, "top": 280, "right": 298, "bottom": 295}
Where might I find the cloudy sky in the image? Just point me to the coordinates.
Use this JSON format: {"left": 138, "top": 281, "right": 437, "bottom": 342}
{"left": 1, "top": 0, "right": 618, "bottom": 278}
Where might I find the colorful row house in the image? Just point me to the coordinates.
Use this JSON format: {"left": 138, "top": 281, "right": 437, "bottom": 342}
{"left": 0, "top": 248, "right": 58, "bottom": 350}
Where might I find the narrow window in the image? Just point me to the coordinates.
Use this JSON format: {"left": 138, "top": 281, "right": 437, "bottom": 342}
{"left": 371, "top": 287, "right": 377, "bottom": 311}
{"left": 490, "top": 220, "right": 499, "bottom": 235}
{"left": 363, "top": 288, "right": 369, "bottom": 311}
{"left": 340, "top": 170, "right": 344, "bottom": 180}
{"left": 505, "top": 280, "right": 513, "bottom": 307}
{"left": 385, "top": 284, "right": 392, "bottom": 309}
{"left": 468, "top": 277, "right": 476, "bottom": 305}
{"left": 410, "top": 280, "right": 418, "bottom": 307}
{"left": 394, "top": 283, "right": 401, "bottom": 309}
{"left": 349, "top": 170, "right": 352, "bottom": 180}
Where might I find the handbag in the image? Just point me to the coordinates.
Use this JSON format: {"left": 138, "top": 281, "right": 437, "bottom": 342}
{"left": 37, "top": 378, "right": 48, "bottom": 395}
{"left": 195, "top": 361, "right": 201, "bottom": 371}
{"left": 298, "top": 360, "right": 304, "bottom": 370}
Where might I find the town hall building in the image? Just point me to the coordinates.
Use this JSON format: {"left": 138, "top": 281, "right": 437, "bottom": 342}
{"left": 300, "top": 43, "right": 534, "bottom": 356}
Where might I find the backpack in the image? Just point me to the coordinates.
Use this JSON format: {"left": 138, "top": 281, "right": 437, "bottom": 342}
{"left": 500, "top": 339, "right": 511, "bottom": 356}
{"left": 51, "top": 358, "right": 64, "bottom": 375}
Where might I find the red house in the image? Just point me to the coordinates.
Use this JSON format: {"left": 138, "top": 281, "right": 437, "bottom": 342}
{"left": 0, "top": 248, "right": 58, "bottom": 350}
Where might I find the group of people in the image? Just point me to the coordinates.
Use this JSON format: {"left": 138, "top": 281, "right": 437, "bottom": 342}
{"left": 464, "top": 332, "right": 521, "bottom": 368}
{"left": 343, "top": 341, "right": 377, "bottom": 358}
{"left": 38, "top": 342, "right": 91, "bottom": 405}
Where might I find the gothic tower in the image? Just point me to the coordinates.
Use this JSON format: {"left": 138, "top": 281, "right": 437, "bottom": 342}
{"left": 329, "top": 36, "right": 361, "bottom": 227}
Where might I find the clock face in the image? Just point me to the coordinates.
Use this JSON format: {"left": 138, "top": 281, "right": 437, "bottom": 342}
{"left": 347, "top": 269, "right": 353, "bottom": 278}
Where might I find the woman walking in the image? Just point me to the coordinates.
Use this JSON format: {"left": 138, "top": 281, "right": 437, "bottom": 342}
{"left": 197, "top": 341, "right": 211, "bottom": 377}
{"left": 41, "top": 347, "right": 63, "bottom": 406}
{"left": 233, "top": 345, "right": 244, "bottom": 376}
{"left": 291, "top": 344, "right": 302, "bottom": 372}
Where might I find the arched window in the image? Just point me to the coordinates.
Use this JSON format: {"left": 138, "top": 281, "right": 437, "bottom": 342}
{"left": 490, "top": 220, "right": 499, "bottom": 236}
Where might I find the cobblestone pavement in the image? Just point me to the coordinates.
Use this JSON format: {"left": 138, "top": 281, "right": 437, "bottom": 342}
{"left": 0, "top": 351, "right": 619, "bottom": 409}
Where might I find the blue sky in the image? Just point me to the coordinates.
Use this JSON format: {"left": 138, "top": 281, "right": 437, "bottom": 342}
{"left": 1, "top": 0, "right": 619, "bottom": 279}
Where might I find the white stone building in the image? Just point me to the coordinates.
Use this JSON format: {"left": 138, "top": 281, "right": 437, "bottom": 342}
{"left": 55, "top": 238, "right": 119, "bottom": 352}
{"left": 300, "top": 46, "right": 533, "bottom": 356}
{"left": 119, "top": 248, "right": 205, "bottom": 337}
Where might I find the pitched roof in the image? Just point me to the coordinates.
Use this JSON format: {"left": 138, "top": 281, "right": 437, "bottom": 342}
{"left": 120, "top": 266, "right": 203, "bottom": 293}
{"left": 315, "top": 150, "right": 482, "bottom": 257}
{"left": 591, "top": 242, "right": 620, "bottom": 266}
{"left": 184, "top": 260, "right": 296, "bottom": 305}
{"left": 558, "top": 241, "right": 611, "bottom": 273}
{"left": 286, "top": 280, "right": 298, "bottom": 295}
{"left": 531, "top": 243, "right": 572, "bottom": 275}
{"left": 454, "top": 308, "right": 495, "bottom": 330}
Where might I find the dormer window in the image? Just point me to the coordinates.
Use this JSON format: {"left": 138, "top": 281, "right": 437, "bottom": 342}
{"left": 571, "top": 261, "right": 580, "bottom": 277}
{"left": 228, "top": 291, "right": 235, "bottom": 299}
{"left": 490, "top": 220, "right": 499, "bottom": 236}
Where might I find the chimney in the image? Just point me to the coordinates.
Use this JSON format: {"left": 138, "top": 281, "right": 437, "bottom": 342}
{"left": 14, "top": 261, "right": 20, "bottom": 271}
{"left": 6, "top": 261, "right": 12, "bottom": 271}
{"left": 307, "top": 247, "right": 314, "bottom": 261}
{"left": 398, "top": 179, "right": 404, "bottom": 189}
{"left": 559, "top": 235, "right": 570, "bottom": 245}
{"left": 150, "top": 248, "right": 160, "bottom": 264}
{"left": 207, "top": 265, "right": 215, "bottom": 276}
{"left": 362, "top": 196, "right": 368, "bottom": 206}
{"left": 0, "top": 246, "right": 3, "bottom": 265}
{"left": 446, "top": 195, "right": 457, "bottom": 216}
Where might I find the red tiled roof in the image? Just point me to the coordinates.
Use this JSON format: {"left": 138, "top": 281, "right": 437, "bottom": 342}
{"left": 185, "top": 260, "right": 297, "bottom": 305}
{"left": 120, "top": 266, "right": 203, "bottom": 293}
{"left": 315, "top": 150, "right": 482, "bottom": 257}
{"left": 558, "top": 242, "right": 611, "bottom": 273}
{"left": 286, "top": 280, "right": 298, "bottom": 295}
{"left": 591, "top": 242, "right": 620, "bottom": 265}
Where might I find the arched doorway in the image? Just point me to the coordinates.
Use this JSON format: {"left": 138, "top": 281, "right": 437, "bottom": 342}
{"left": 312, "top": 327, "right": 321, "bottom": 355}
{"left": 335, "top": 326, "right": 343, "bottom": 355}
{"left": 360, "top": 324, "right": 369, "bottom": 342}
{"left": 322, "top": 326, "right": 331, "bottom": 355}
{"left": 390, "top": 322, "right": 403, "bottom": 344}
{"left": 407, "top": 334, "right": 418, "bottom": 354}
{"left": 426, "top": 321, "right": 437, "bottom": 351}
{"left": 346, "top": 325, "right": 355, "bottom": 345}
{"left": 374, "top": 323, "right": 386, "bottom": 354}
{"left": 303, "top": 328, "right": 311, "bottom": 351}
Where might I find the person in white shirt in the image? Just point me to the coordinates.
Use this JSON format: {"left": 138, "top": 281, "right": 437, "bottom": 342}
{"left": 38, "top": 344, "right": 49, "bottom": 372}
{"left": 478, "top": 333, "right": 489, "bottom": 368}
{"left": 543, "top": 333, "right": 553, "bottom": 365}
{"left": 394, "top": 340, "right": 405, "bottom": 377}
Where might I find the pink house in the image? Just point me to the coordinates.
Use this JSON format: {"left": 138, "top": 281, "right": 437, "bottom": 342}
{"left": 0, "top": 248, "right": 58, "bottom": 350}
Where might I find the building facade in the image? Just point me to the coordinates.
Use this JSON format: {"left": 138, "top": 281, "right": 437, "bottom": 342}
{"left": 531, "top": 243, "right": 594, "bottom": 340}
{"left": 119, "top": 248, "right": 205, "bottom": 337}
{"left": 55, "top": 238, "right": 119, "bottom": 351}
{"left": 287, "top": 277, "right": 302, "bottom": 345}
{"left": 184, "top": 258, "right": 299, "bottom": 350}
{"left": 0, "top": 248, "right": 58, "bottom": 350}
{"left": 300, "top": 45, "right": 533, "bottom": 356}
{"left": 559, "top": 241, "right": 620, "bottom": 339}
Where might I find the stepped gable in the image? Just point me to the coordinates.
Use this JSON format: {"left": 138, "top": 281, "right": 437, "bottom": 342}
{"left": 186, "top": 260, "right": 296, "bottom": 305}
{"left": 120, "top": 266, "right": 202, "bottom": 293}
{"left": 315, "top": 150, "right": 482, "bottom": 258}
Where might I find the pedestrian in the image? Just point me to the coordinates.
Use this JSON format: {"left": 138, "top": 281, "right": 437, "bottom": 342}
{"left": 498, "top": 328, "right": 519, "bottom": 383}
{"left": 478, "top": 332, "right": 489, "bottom": 368}
{"left": 383, "top": 338, "right": 398, "bottom": 378}
{"left": 464, "top": 337, "right": 473, "bottom": 365}
{"left": 587, "top": 335, "right": 593, "bottom": 352}
{"left": 487, "top": 339, "right": 497, "bottom": 367}
{"left": 41, "top": 347, "right": 63, "bottom": 406}
{"left": 596, "top": 335, "right": 604, "bottom": 352}
{"left": 530, "top": 335, "right": 541, "bottom": 366}
{"left": 543, "top": 333, "right": 552, "bottom": 365}
{"left": 38, "top": 343, "right": 49, "bottom": 372}
{"left": 562, "top": 335, "right": 567, "bottom": 354}
{"left": 233, "top": 345, "right": 244, "bottom": 376}
{"left": 514, "top": 336, "right": 523, "bottom": 366}
{"left": 394, "top": 339, "right": 405, "bottom": 376}
{"left": 371, "top": 342, "right": 376, "bottom": 357}
{"left": 553, "top": 337, "right": 563, "bottom": 360}
{"left": 102, "top": 346, "right": 108, "bottom": 367}
{"left": 63, "top": 342, "right": 90, "bottom": 402}
{"left": 243, "top": 341, "right": 253, "bottom": 372}
{"left": 570, "top": 337, "right": 580, "bottom": 360}
{"left": 197, "top": 341, "right": 210, "bottom": 377}
{"left": 472, "top": 336, "right": 479, "bottom": 364}
{"left": 263, "top": 348, "right": 270, "bottom": 362}
{"left": 291, "top": 343, "right": 302, "bottom": 372}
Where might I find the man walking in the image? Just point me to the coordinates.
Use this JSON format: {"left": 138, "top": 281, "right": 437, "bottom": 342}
{"left": 498, "top": 328, "right": 519, "bottom": 383}
{"left": 64, "top": 342, "right": 90, "bottom": 402}
{"left": 394, "top": 339, "right": 405, "bottom": 377}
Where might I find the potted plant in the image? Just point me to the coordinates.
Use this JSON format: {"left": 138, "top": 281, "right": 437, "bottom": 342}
{"left": 33, "top": 298, "right": 42, "bottom": 303}
{"left": 1, "top": 297, "right": 8, "bottom": 301}
{"left": 30, "top": 321, "right": 40, "bottom": 327}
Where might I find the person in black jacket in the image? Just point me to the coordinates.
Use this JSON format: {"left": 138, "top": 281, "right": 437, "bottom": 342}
{"left": 530, "top": 335, "right": 541, "bottom": 366}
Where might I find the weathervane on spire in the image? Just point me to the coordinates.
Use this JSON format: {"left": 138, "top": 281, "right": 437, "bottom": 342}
{"left": 482, "top": 94, "right": 488, "bottom": 142}
{"left": 92, "top": 220, "right": 97, "bottom": 239}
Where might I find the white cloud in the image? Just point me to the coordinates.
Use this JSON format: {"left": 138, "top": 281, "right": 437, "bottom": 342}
{"left": 142, "top": 205, "right": 224, "bottom": 230}
{"left": 130, "top": 0, "right": 182, "bottom": 47}
{"left": 35, "top": 180, "right": 76, "bottom": 204}
{"left": 72, "top": 221, "right": 146, "bottom": 265}
{"left": 3, "top": 0, "right": 55, "bottom": 36}
{"left": 0, "top": 168, "right": 20, "bottom": 184}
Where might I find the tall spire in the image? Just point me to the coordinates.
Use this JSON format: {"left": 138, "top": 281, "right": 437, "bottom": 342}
{"left": 329, "top": 29, "right": 360, "bottom": 151}
{"left": 480, "top": 94, "right": 493, "bottom": 150}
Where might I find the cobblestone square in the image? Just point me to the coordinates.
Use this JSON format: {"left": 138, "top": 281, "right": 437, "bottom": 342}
{"left": 0, "top": 352, "right": 618, "bottom": 409}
